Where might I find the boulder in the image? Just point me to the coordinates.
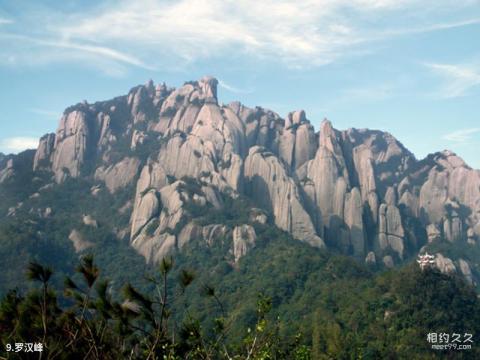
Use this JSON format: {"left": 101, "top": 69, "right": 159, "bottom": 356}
{"left": 435, "top": 253, "right": 456, "bottom": 274}
{"left": 95, "top": 157, "right": 141, "bottom": 193}
{"left": 249, "top": 208, "right": 268, "bottom": 224}
{"left": 82, "top": 215, "right": 98, "bottom": 228}
{"left": 69, "top": 230, "right": 94, "bottom": 253}
{"left": 383, "top": 256, "right": 394, "bottom": 268}
{"left": 232, "top": 225, "right": 256, "bottom": 262}
{"left": 365, "top": 251, "right": 376, "bottom": 265}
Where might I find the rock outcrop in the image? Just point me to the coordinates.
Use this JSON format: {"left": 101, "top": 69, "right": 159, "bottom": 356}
{"left": 245, "top": 146, "right": 324, "bottom": 248}
{"left": 95, "top": 157, "right": 141, "bottom": 193}
{"left": 33, "top": 133, "right": 55, "bottom": 171}
{"left": 232, "top": 225, "right": 257, "bottom": 262}
{"left": 52, "top": 111, "right": 91, "bottom": 182}
{"left": 19, "top": 75, "right": 479, "bottom": 272}
{"left": 0, "top": 159, "right": 14, "bottom": 184}
{"left": 69, "top": 230, "right": 94, "bottom": 253}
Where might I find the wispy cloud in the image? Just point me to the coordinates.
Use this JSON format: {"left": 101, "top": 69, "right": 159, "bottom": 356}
{"left": 443, "top": 128, "right": 480, "bottom": 142}
{"left": 0, "top": 32, "right": 153, "bottom": 75}
{"left": 0, "top": 137, "right": 39, "bottom": 153}
{"left": 378, "top": 17, "right": 480, "bottom": 38}
{"left": 52, "top": 0, "right": 480, "bottom": 69}
{"left": 0, "top": 0, "right": 478, "bottom": 72}
{"left": 218, "top": 80, "right": 254, "bottom": 94}
{"left": 425, "top": 62, "right": 480, "bottom": 98}
{"left": 0, "top": 18, "right": 13, "bottom": 25}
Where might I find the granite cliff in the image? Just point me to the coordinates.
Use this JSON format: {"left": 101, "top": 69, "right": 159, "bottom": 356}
{"left": 2, "top": 76, "right": 479, "bottom": 282}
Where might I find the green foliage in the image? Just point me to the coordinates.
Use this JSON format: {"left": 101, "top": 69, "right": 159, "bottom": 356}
{"left": 0, "top": 257, "right": 309, "bottom": 359}
{"left": 195, "top": 195, "right": 253, "bottom": 227}
{"left": 1, "top": 168, "right": 479, "bottom": 358}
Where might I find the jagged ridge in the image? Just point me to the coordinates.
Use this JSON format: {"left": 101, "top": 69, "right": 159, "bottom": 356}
{"left": 2, "top": 76, "right": 480, "bottom": 277}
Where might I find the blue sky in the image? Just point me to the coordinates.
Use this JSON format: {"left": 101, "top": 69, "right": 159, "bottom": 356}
{"left": 0, "top": 0, "right": 479, "bottom": 168}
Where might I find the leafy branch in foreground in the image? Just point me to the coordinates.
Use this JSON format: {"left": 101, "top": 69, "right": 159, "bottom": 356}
{"left": 0, "top": 256, "right": 310, "bottom": 359}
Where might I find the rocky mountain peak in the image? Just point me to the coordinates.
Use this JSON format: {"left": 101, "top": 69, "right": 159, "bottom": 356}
{"left": 3, "top": 76, "right": 478, "bottom": 271}
{"left": 199, "top": 76, "right": 218, "bottom": 102}
{"left": 319, "top": 118, "right": 339, "bottom": 153}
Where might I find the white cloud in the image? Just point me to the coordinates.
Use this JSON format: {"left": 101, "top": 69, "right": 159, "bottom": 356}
{"left": 0, "top": 0, "right": 478, "bottom": 72}
{"left": 0, "top": 32, "right": 153, "bottom": 75}
{"left": 0, "top": 18, "right": 13, "bottom": 25}
{"left": 425, "top": 62, "right": 480, "bottom": 98}
{"left": 443, "top": 128, "right": 480, "bottom": 142}
{"left": 0, "top": 137, "right": 39, "bottom": 153}
{"left": 218, "top": 80, "right": 254, "bottom": 94}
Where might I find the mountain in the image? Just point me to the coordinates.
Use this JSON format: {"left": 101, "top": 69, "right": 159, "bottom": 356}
{"left": 1, "top": 76, "right": 479, "bottom": 286}
{"left": 2, "top": 76, "right": 480, "bottom": 358}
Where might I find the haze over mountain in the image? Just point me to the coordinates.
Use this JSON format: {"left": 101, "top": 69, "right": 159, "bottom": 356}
{"left": 1, "top": 76, "right": 479, "bottom": 287}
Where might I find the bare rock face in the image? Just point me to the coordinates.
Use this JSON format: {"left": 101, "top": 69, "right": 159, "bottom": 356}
{"left": 443, "top": 215, "right": 463, "bottom": 243}
{"left": 95, "top": 157, "right": 141, "bottom": 193}
{"left": 52, "top": 110, "right": 91, "bottom": 183}
{"left": 131, "top": 190, "right": 160, "bottom": 239}
{"left": 232, "top": 225, "right": 257, "bottom": 262}
{"left": 157, "top": 182, "right": 187, "bottom": 234}
{"left": 12, "top": 76, "right": 480, "bottom": 268}
{"left": 177, "top": 222, "right": 202, "bottom": 248}
{"left": 435, "top": 253, "right": 456, "bottom": 274}
{"left": 33, "top": 133, "right": 55, "bottom": 171}
{"left": 230, "top": 104, "right": 282, "bottom": 151}
{"left": 157, "top": 134, "right": 216, "bottom": 182}
{"left": 96, "top": 112, "right": 116, "bottom": 151}
{"left": 128, "top": 81, "right": 156, "bottom": 124}
{"left": 199, "top": 76, "right": 218, "bottom": 102}
{"left": 131, "top": 130, "right": 147, "bottom": 150}
{"left": 415, "top": 151, "right": 480, "bottom": 237}
{"left": 458, "top": 259, "right": 474, "bottom": 285}
{"left": 306, "top": 125, "right": 348, "bottom": 235}
{"left": 244, "top": 146, "right": 324, "bottom": 248}
{"left": 278, "top": 110, "right": 316, "bottom": 170}
{"left": 133, "top": 232, "right": 176, "bottom": 264}
{"left": 377, "top": 203, "right": 405, "bottom": 259}
{"left": 130, "top": 182, "right": 189, "bottom": 263}
{"left": 344, "top": 187, "right": 365, "bottom": 256}
{"left": 427, "top": 224, "right": 441, "bottom": 243}
{"left": 304, "top": 120, "right": 349, "bottom": 240}
{"left": 135, "top": 161, "right": 169, "bottom": 201}
{"left": 0, "top": 159, "right": 14, "bottom": 184}
{"left": 419, "top": 168, "right": 449, "bottom": 225}
{"left": 202, "top": 224, "right": 229, "bottom": 246}
{"left": 351, "top": 144, "right": 379, "bottom": 221}
{"left": 154, "top": 100, "right": 247, "bottom": 194}
{"left": 467, "top": 228, "right": 477, "bottom": 245}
